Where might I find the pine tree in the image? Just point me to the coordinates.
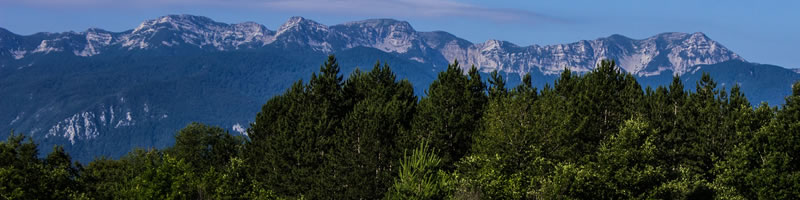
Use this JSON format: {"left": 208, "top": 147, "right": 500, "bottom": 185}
{"left": 328, "top": 61, "right": 417, "bottom": 199}
{"left": 488, "top": 70, "right": 507, "bottom": 99}
{"left": 386, "top": 142, "right": 450, "bottom": 200}
{"left": 594, "top": 118, "right": 667, "bottom": 198}
{"left": 571, "top": 60, "right": 641, "bottom": 159}
{"left": 245, "top": 55, "right": 346, "bottom": 198}
{"left": 167, "top": 123, "right": 244, "bottom": 173}
{"left": 0, "top": 132, "right": 48, "bottom": 199}
{"left": 410, "top": 60, "right": 487, "bottom": 169}
{"left": 514, "top": 73, "right": 538, "bottom": 100}
{"left": 685, "top": 73, "right": 725, "bottom": 175}
{"left": 82, "top": 157, "right": 131, "bottom": 199}
{"left": 467, "top": 70, "right": 541, "bottom": 199}
{"left": 43, "top": 146, "right": 84, "bottom": 198}
{"left": 714, "top": 82, "right": 800, "bottom": 199}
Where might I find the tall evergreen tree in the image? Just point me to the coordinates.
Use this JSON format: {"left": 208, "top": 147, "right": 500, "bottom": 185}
{"left": 466, "top": 70, "right": 542, "bottom": 199}
{"left": 0, "top": 133, "right": 47, "bottom": 199}
{"left": 409, "top": 60, "right": 487, "bottom": 168}
{"left": 487, "top": 70, "right": 507, "bottom": 99}
{"left": 571, "top": 60, "right": 642, "bottom": 159}
{"left": 166, "top": 123, "right": 244, "bottom": 173}
{"left": 714, "top": 82, "right": 800, "bottom": 199}
{"left": 683, "top": 73, "right": 726, "bottom": 176}
{"left": 246, "top": 55, "right": 346, "bottom": 199}
{"left": 514, "top": 73, "right": 538, "bottom": 100}
{"left": 328, "top": 62, "right": 417, "bottom": 199}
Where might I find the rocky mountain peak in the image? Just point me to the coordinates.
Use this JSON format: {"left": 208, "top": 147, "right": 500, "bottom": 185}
{"left": 233, "top": 22, "right": 267, "bottom": 31}
{"left": 690, "top": 31, "right": 709, "bottom": 38}
{"left": 330, "top": 18, "right": 421, "bottom": 54}
{"left": 277, "top": 16, "right": 328, "bottom": 36}
{"left": 132, "top": 14, "right": 220, "bottom": 34}
{"left": 479, "top": 40, "right": 517, "bottom": 51}
{"left": 341, "top": 19, "right": 415, "bottom": 32}
{"left": 651, "top": 32, "right": 692, "bottom": 42}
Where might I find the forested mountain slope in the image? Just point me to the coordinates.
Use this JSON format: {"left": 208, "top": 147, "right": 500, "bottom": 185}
{"left": 1, "top": 15, "right": 797, "bottom": 162}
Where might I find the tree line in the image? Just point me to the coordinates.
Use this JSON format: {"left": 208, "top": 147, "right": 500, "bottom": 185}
{"left": 2, "top": 55, "right": 799, "bottom": 199}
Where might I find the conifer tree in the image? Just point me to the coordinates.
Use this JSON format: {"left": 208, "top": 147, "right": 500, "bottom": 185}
{"left": 714, "top": 82, "right": 800, "bottom": 199}
{"left": 685, "top": 73, "right": 725, "bottom": 175}
{"left": 0, "top": 133, "right": 48, "bottom": 199}
{"left": 514, "top": 73, "right": 538, "bottom": 100}
{"left": 410, "top": 60, "right": 487, "bottom": 168}
{"left": 167, "top": 123, "right": 244, "bottom": 173}
{"left": 246, "top": 55, "right": 346, "bottom": 199}
{"left": 488, "top": 70, "right": 507, "bottom": 99}
{"left": 328, "top": 62, "right": 417, "bottom": 199}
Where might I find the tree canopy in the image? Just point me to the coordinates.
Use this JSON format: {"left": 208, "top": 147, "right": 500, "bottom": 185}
{"left": 2, "top": 56, "right": 799, "bottom": 199}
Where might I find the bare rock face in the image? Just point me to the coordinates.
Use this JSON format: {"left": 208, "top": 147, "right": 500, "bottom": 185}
{"left": 433, "top": 32, "right": 743, "bottom": 76}
{"left": 1, "top": 15, "right": 743, "bottom": 76}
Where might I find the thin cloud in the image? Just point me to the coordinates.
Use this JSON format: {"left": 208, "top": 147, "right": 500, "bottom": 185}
{"left": 1, "top": 0, "right": 566, "bottom": 24}
{"left": 259, "top": 0, "right": 561, "bottom": 23}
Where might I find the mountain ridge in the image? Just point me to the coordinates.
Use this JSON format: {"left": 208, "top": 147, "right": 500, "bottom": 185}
{"left": 2, "top": 14, "right": 745, "bottom": 77}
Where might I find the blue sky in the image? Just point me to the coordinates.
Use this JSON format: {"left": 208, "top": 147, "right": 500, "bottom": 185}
{"left": 1, "top": 0, "right": 798, "bottom": 68}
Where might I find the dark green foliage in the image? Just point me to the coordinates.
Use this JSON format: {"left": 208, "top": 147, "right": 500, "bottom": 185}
{"left": 2, "top": 57, "right": 799, "bottom": 199}
{"left": 410, "top": 60, "right": 487, "bottom": 167}
{"left": 0, "top": 133, "right": 87, "bottom": 199}
{"left": 385, "top": 142, "right": 452, "bottom": 200}
{"left": 0, "top": 133, "right": 49, "bottom": 199}
{"left": 570, "top": 60, "right": 643, "bottom": 157}
{"left": 487, "top": 70, "right": 507, "bottom": 99}
{"left": 81, "top": 157, "right": 130, "bottom": 199}
{"left": 328, "top": 62, "right": 417, "bottom": 199}
{"left": 245, "top": 55, "right": 345, "bottom": 199}
{"left": 166, "top": 122, "right": 245, "bottom": 173}
{"left": 246, "top": 56, "right": 419, "bottom": 199}
{"left": 713, "top": 82, "right": 800, "bottom": 199}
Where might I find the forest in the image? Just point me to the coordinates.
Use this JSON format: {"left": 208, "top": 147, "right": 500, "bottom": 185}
{"left": 2, "top": 55, "right": 799, "bottom": 199}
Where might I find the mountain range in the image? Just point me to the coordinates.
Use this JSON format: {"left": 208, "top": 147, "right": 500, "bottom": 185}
{"left": 1, "top": 14, "right": 797, "bottom": 162}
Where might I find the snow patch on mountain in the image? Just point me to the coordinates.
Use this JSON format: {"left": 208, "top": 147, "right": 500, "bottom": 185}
{"left": 115, "top": 111, "right": 134, "bottom": 128}
{"left": 47, "top": 112, "right": 99, "bottom": 144}
{"left": 40, "top": 102, "right": 173, "bottom": 143}
{"left": 75, "top": 29, "right": 113, "bottom": 56}
{"left": 33, "top": 40, "right": 63, "bottom": 54}
{"left": 233, "top": 123, "right": 247, "bottom": 135}
{"left": 11, "top": 50, "right": 25, "bottom": 59}
{"left": 9, "top": 114, "right": 21, "bottom": 125}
